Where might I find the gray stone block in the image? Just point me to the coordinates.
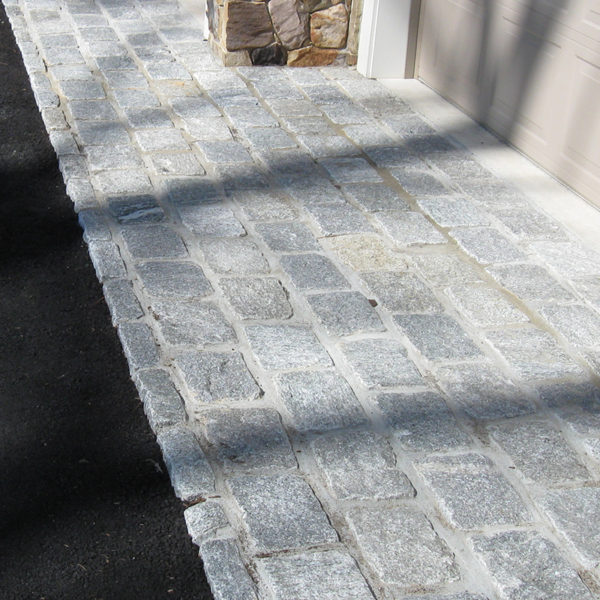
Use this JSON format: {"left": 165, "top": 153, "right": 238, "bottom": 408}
{"left": 311, "top": 431, "right": 414, "bottom": 500}
{"left": 197, "top": 407, "right": 296, "bottom": 470}
{"left": 66, "top": 178, "right": 97, "bottom": 211}
{"left": 85, "top": 144, "right": 144, "bottom": 171}
{"left": 92, "top": 170, "right": 153, "bottom": 195}
{"left": 69, "top": 99, "right": 118, "bottom": 121}
{"left": 121, "top": 225, "right": 188, "bottom": 259}
{"left": 170, "top": 96, "right": 221, "bottom": 119}
{"left": 375, "top": 211, "right": 447, "bottom": 246}
{"left": 390, "top": 168, "right": 449, "bottom": 196}
{"left": 199, "top": 538, "right": 258, "bottom": 600}
{"left": 194, "top": 140, "right": 252, "bottom": 164}
{"left": 486, "top": 263, "right": 574, "bottom": 302}
{"left": 257, "top": 550, "right": 375, "bottom": 600}
{"left": 341, "top": 338, "right": 423, "bottom": 388}
{"left": 306, "top": 203, "right": 373, "bottom": 236}
{"left": 113, "top": 88, "right": 161, "bottom": 109}
{"left": 246, "top": 324, "right": 331, "bottom": 370}
{"left": 244, "top": 127, "right": 297, "bottom": 151}
{"left": 108, "top": 195, "right": 164, "bottom": 224}
{"left": 60, "top": 79, "right": 105, "bottom": 100}
{"left": 284, "top": 178, "right": 346, "bottom": 205}
{"left": 539, "top": 488, "right": 600, "bottom": 569}
{"left": 184, "top": 501, "right": 228, "bottom": 545}
{"left": 78, "top": 208, "right": 111, "bottom": 241}
{"left": 103, "top": 69, "right": 149, "bottom": 89}
{"left": 49, "top": 130, "right": 79, "bottom": 155}
{"left": 150, "top": 299, "right": 235, "bottom": 346}
{"left": 375, "top": 391, "right": 472, "bottom": 451}
{"left": 320, "top": 157, "right": 382, "bottom": 184}
{"left": 364, "top": 145, "right": 423, "bottom": 170}
{"left": 137, "top": 261, "right": 212, "bottom": 298}
{"left": 322, "top": 234, "right": 407, "bottom": 271}
{"left": 485, "top": 327, "right": 585, "bottom": 381}
{"left": 227, "top": 473, "right": 338, "bottom": 553}
{"left": 77, "top": 121, "right": 129, "bottom": 146}
{"left": 178, "top": 204, "right": 246, "bottom": 237}
{"left": 529, "top": 241, "right": 600, "bottom": 279}
{"left": 275, "top": 370, "right": 366, "bottom": 432}
{"left": 219, "top": 277, "right": 292, "bottom": 320}
{"left": 346, "top": 507, "right": 459, "bottom": 588}
{"left": 412, "top": 254, "right": 483, "bottom": 287}
{"left": 362, "top": 271, "right": 442, "bottom": 313}
{"left": 134, "top": 368, "right": 186, "bottom": 431}
{"left": 493, "top": 207, "right": 568, "bottom": 241}
{"left": 540, "top": 304, "right": 600, "bottom": 348}
{"left": 297, "top": 134, "right": 358, "bottom": 159}
{"left": 255, "top": 222, "right": 319, "bottom": 252}
{"left": 124, "top": 107, "right": 174, "bottom": 128}
{"left": 175, "top": 351, "right": 261, "bottom": 405}
{"left": 449, "top": 227, "right": 525, "bottom": 264}
{"left": 134, "top": 128, "right": 189, "bottom": 152}
{"left": 436, "top": 362, "right": 534, "bottom": 419}
{"left": 471, "top": 531, "right": 594, "bottom": 599}
{"left": 445, "top": 285, "right": 528, "bottom": 327}
{"left": 117, "top": 321, "right": 159, "bottom": 371}
{"left": 103, "top": 279, "right": 143, "bottom": 324}
{"left": 280, "top": 253, "right": 348, "bottom": 291}
{"left": 343, "top": 182, "right": 410, "bottom": 212}
{"left": 394, "top": 314, "right": 482, "bottom": 361}
{"left": 231, "top": 190, "right": 298, "bottom": 221}
{"left": 319, "top": 102, "right": 372, "bottom": 125}
{"left": 490, "top": 419, "right": 589, "bottom": 485}
{"left": 417, "top": 196, "right": 490, "bottom": 228}
{"left": 414, "top": 453, "right": 531, "bottom": 529}
{"left": 307, "top": 291, "right": 384, "bottom": 336}
{"left": 88, "top": 239, "right": 127, "bottom": 280}
{"left": 200, "top": 238, "right": 269, "bottom": 274}
{"left": 150, "top": 152, "right": 205, "bottom": 176}
{"left": 145, "top": 61, "right": 191, "bottom": 81}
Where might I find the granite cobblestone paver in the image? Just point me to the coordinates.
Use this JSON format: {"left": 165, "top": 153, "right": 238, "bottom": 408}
{"left": 9, "top": 0, "right": 600, "bottom": 596}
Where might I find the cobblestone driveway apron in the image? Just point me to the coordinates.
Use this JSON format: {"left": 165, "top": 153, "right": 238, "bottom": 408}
{"left": 5, "top": 0, "right": 600, "bottom": 597}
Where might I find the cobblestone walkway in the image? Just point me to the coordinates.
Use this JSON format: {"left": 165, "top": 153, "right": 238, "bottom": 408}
{"left": 5, "top": 0, "right": 600, "bottom": 598}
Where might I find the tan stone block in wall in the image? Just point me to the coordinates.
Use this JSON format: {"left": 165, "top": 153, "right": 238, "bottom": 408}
{"left": 223, "top": 1, "right": 274, "bottom": 51}
{"left": 287, "top": 46, "right": 340, "bottom": 66}
{"left": 209, "top": 33, "right": 252, "bottom": 66}
{"left": 268, "top": 0, "right": 310, "bottom": 50}
{"left": 311, "top": 4, "right": 348, "bottom": 48}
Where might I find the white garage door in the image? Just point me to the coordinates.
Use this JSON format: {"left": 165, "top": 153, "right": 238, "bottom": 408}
{"left": 416, "top": 0, "right": 600, "bottom": 206}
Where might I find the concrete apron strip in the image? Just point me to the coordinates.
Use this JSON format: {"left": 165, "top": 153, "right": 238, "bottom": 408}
{"left": 5, "top": 0, "right": 600, "bottom": 598}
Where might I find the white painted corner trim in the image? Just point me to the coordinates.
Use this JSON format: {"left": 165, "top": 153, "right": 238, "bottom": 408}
{"left": 357, "top": 0, "right": 415, "bottom": 79}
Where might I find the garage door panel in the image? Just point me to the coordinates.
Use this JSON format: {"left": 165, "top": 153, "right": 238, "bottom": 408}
{"left": 417, "top": 0, "right": 600, "bottom": 206}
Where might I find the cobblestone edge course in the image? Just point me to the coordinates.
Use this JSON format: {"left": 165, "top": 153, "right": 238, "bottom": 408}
{"left": 5, "top": 0, "right": 600, "bottom": 598}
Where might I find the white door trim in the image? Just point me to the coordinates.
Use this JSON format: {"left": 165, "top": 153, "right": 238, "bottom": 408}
{"left": 357, "top": 0, "right": 417, "bottom": 79}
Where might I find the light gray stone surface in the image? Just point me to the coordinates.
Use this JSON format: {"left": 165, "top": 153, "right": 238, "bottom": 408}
{"left": 257, "top": 550, "right": 375, "bottom": 600}
{"left": 414, "top": 453, "right": 531, "bottom": 529}
{"left": 13, "top": 3, "right": 600, "bottom": 596}
{"left": 227, "top": 473, "right": 338, "bottom": 553}
{"left": 346, "top": 507, "right": 459, "bottom": 589}
{"left": 471, "top": 531, "right": 594, "bottom": 600}
{"left": 246, "top": 324, "right": 331, "bottom": 370}
{"left": 275, "top": 370, "right": 366, "bottom": 432}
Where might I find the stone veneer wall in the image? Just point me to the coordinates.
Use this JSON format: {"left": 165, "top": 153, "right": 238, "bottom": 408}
{"left": 206, "top": 0, "right": 362, "bottom": 67}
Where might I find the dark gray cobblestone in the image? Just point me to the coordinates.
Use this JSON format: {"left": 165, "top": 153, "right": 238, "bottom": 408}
{"left": 11, "top": 1, "right": 600, "bottom": 596}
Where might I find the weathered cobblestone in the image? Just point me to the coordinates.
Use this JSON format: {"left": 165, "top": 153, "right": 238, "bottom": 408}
{"left": 231, "top": 189, "right": 298, "bottom": 221}
{"left": 197, "top": 407, "right": 296, "bottom": 471}
{"left": 341, "top": 338, "right": 423, "bottom": 388}
{"left": 394, "top": 314, "right": 482, "bottom": 362}
{"left": 275, "top": 369, "right": 366, "bottom": 432}
{"left": 412, "top": 254, "right": 483, "bottom": 287}
{"left": 108, "top": 195, "right": 164, "bottom": 223}
{"left": 307, "top": 291, "right": 384, "bottom": 336}
{"left": 306, "top": 203, "right": 373, "bottom": 236}
{"left": 346, "top": 507, "right": 459, "bottom": 589}
{"left": 184, "top": 500, "right": 228, "bottom": 545}
{"left": 471, "top": 531, "right": 594, "bottom": 599}
{"left": 122, "top": 224, "right": 188, "bottom": 259}
{"left": 375, "top": 211, "right": 447, "bottom": 246}
{"left": 199, "top": 538, "right": 258, "bottom": 600}
{"left": 246, "top": 324, "right": 331, "bottom": 370}
{"left": 322, "top": 234, "right": 407, "bottom": 271}
{"left": 227, "top": 473, "right": 338, "bottom": 553}
{"left": 490, "top": 419, "right": 589, "bottom": 485}
{"left": 450, "top": 227, "right": 526, "bottom": 264}
{"left": 175, "top": 351, "right": 261, "bottom": 405}
{"left": 257, "top": 550, "right": 375, "bottom": 600}
{"left": 134, "top": 368, "right": 186, "bottom": 431}
{"left": 137, "top": 261, "right": 212, "bottom": 298}
{"left": 320, "top": 157, "right": 382, "bottom": 184}
{"left": 219, "top": 277, "right": 292, "bottom": 320}
{"left": 311, "top": 431, "right": 414, "bottom": 500}
{"left": 255, "top": 222, "right": 320, "bottom": 252}
{"left": 88, "top": 239, "right": 127, "bottom": 280}
{"left": 117, "top": 321, "right": 160, "bottom": 372}
{"left": 103, "top": 278, "right": 143, "bottom": 324}
{"left": 280, "top": 253, "right": 348, "bottom": 290}
{"left": 376, "top": 391, "right": 472, "bottom": 451}
{"left": 414, "top": 453, "right": 531, "bottom": 529}
{"left": 343, "top": 182, "right": 410, "bottom": 212}
{"left": 362, "top": 271, "right": 442, "bottom": 313}
{"left": 200, "top": 237, "right": 269, "bottom": 274}
{"left": 539, "top": 304, "right": 600, "bottom": 348}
